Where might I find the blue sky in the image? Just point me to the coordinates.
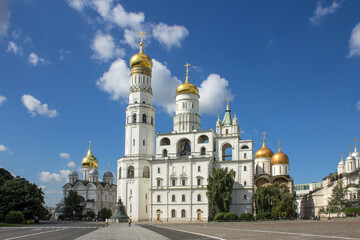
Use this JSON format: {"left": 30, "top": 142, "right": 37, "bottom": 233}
{"left": 0, "top": 0, "right": 360, "bottom": 206}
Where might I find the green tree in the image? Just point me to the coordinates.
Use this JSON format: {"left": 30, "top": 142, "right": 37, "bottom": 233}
{"left": 97, "top": 208, "right": 112, "bottom": 221}
{"left": 327, "top": 180, "right": 348, "bottom": 215}
{"left": 5, "top": 211, "right": 24, "bottom": 223}
{"left": 207, "top": 167, "right": 236, "bottom": 215}
{"left": 0, "top": 168, "right": 14, "bottom": 186}
{"left": 84, "top": 209, "right": 96, "bottom": 220}
{"left": 62, "top": 190, "right": 85, "bottom": 220}
{"left": 0, "top": 176, "right": 47, "bottom": 220}
{"left": 254, "top": 183, "right": 295, "bottom": 219}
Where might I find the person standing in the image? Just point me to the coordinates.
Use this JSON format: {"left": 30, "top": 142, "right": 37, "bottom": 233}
{"left": 128, "top": 218, "right": 132, "bottom": 227}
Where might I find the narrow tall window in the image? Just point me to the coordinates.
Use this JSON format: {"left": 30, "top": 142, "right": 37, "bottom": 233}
{"left": 197, "top": 194, "right": 201, "bottom": 201}
{"left": 157, "top": 195, "right": 161, "bottom": 202}
{"left": 244, "top": 153, "right": 247, "bottom": 158}
{"left": 157, "top": 167, "right": 161, "bottom": 173}
{"left": 182, "top": 179, "right": 186, "bottom": 186}
{"left": 143, "top": 140, "right": 146, "bottom": 146}
{"left": 198, "top": 166, "right": 201, "bottom": 172}
{"left": 172, "top": 195, "right": 176, "bottom": 202}
{"left": 142, "top": 114, "right": 147, "bottom": 123}
{"left": 197, "top": 178, "right": 201, "bottom": 186}
{"left": 132, "top": 113, "right": 136, "bottom": 123}
{"left": 244, "top": 181, "right": 247, "bottom": 186}
{"left": 181, "top": 209, "right": 186, "bottom": 218}
{"left": 244, "top": 166, "right": 247, "bottom": 171}
{"left": 182, "top": 194, "right": 185, "bottom": 202}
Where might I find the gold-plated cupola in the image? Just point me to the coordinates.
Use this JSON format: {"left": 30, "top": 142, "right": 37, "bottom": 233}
{"left": 129, "top": 31, "right": 152, "bottom": 77}
{"left": 176, "top": 63, "right": 199, "bottom": 95}
{"left": 271, "top": 140, "right": 289, "bottom": 165}
{"left": 81, "top": 141, "right": 98, "bottom": 168}
{"left": 255, "top": 132, "right": 274, "bottom": 159}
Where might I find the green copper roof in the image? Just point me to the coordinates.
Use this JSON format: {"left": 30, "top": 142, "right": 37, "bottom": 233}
{"left": 221, "top": 110, "right": 233, "bottom": 126}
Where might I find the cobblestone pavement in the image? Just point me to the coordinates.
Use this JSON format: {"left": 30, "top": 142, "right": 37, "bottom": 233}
{"left": 75, "top": 223, "right": 168, "bottom": 240}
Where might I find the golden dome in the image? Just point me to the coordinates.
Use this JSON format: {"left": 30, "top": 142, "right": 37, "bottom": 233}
{"left": 271, "top": 146, "right": 289, "bottom": 165}
{"left": 176, "top": 63, "right": 199, "bottom": 95}
{"left": 129, "top": 41, "right": 152, "bottom": 69}
{"left": 82, "top": 145, "right": 98, "bottom": 168}
{"left": 255, "top": 140, "right": 274, "bottom": 159}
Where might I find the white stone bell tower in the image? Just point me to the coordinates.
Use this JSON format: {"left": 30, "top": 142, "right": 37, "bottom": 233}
{"left": 117, "top": 32, "right": 154, "bottom": 221}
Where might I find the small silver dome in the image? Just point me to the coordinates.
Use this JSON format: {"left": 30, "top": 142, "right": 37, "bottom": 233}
{"left": 352, "top": 151, "right": 360, "bottom": 158}
{"left": 338, "top": 160, "right": 344, "bottom": 165}
{"left": 103, "top": 171, "right": 114, "bottom": 178}
{"left": 69, "top": 170, "right": 78, "bottom": 177}
{"left": 346, "top": 155, "right": 356, "bottom": 161}
{"left": 89, "top": 169, "right": 98, "bottom": 175}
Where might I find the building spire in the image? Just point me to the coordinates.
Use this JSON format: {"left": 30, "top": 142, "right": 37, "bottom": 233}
{"left": 348, "top": 145, "right": 352, "bottom": 156}
{"left": 354, "top": 138, "right": 358, "bottom": 151}
{"left": 184, "top": 63, "right": 190, "bottom": 83}
{"left": 278, "top": 139, "right": 281, "bottom": 152}
{"left": 341, "top": 151, "right": 344, "bottom": 161}
{"left": 138, "top": 31, "right": 146, "bottom": 53}
{"left": 226, "top": 98, "right": 230, "bottom": 110}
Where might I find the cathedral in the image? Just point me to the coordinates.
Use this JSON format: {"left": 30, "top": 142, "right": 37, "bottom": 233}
{"left": 55, "top": 144, "right": 117, "bottom": 219}
{"left": 116, "top": 35, "right": 292, "bottom": 222}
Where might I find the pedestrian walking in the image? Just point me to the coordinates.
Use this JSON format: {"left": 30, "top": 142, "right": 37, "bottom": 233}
{"left": 128, "top": 218, "right": 132, "bottom": 227}
{"left": 105, "top": 218, "right": 109, "bottom": 227}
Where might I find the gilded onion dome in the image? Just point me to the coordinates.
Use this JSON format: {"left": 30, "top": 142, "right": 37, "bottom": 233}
{"left": 81, "top": 145, "right": 98, "bottom": 168}
{"left": 176, "top": 63, "right": 199, "bottom": 95}
{"left": 271, "top": 145, "right": 289, "bottom": 165}
{"left": 255, "top": 136, "right": 274, "bottom": 159}
{"left": 129, "top": 33, "right": 152, "bottom": 76}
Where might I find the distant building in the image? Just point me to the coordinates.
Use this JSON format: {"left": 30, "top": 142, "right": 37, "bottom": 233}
{"left": 295, "top": 141, "right": 360, "bottom": 219}
{"left": 53, "top": 144, "right": 117, "bottom": 220}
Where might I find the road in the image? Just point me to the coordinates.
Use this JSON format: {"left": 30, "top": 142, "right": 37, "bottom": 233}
{"left": 0, "top": 221, "right": 103, "bottom": 240}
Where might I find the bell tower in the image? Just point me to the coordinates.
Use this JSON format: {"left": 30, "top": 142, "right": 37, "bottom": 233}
{"left": 117, "top": 32, "right": 154, "bottom": 221}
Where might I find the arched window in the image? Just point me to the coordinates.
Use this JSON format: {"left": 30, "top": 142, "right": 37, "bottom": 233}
{"left": 157, "top": 195, "right": 161, "bottom": 202}
{"left": 244, "top": 166, "right": 247, "bottom": 171}
{"left": 200, "top": 147, "right": 206, "bottom": 156}
{"left": 143, "top": 139, "right": 146, "bottom": 146}
{"left": 127, "top": 166, "right": 134, "bottom": 178}
{"left": 244, "top": 194, "right": 247, "bottom": 199}
{"left": 241, "top": 145, "right": 249, "bottom": 149}
{"left": 171, "top": 179, "right": 176, "bottom": 186}
{"left": 132, "top": 113, "right": 137, "bottom": 123}
{"left": 197, "top": 194, "right": 201, "bottom": 201}
{"left": 244, "top": 153, "right": 247, "bottom": 158}
{"left": 181, "top": 209, "right": 186, "bottom": 218}
{"left": 244, "top": 181, "right": 247, "bottom": 186}
{"left": 151, "top": 116, "right": 154, "bottom": 125}
{"left": 160, "top": 138, "right": 170, "bottom": 146}
{"left": 222, "top": 143, "right": 232, "bottom": 161}
{"left": 171, "top": 209, "right": 176, "bottom": 218}
{"left": 118, "top": 167, "right": 121, "bottom": 179}
{"left": 198, "top": 166, "right": 201, "bottom": 172}
{"left": 172, "top": 195, "right": 176, "bottom": 202}
{"left": 198, "top": 135, "right": 209, "bottom": 143}
{"left": 142, "top": 114, "right": 147, "bottom": 123}
{"left": 182, "top": 194, "right": 185, "bottom": 202}
{"left": 225, "top": 129, "right": 229, "bottom": 134}
{"left": 177, "top": 139, "right": 191, "bottom": 156}
{"left": 163, "top": 149, "right": 168, "bottom": 157}
{"left": 182, "top": 179, "right": 186, "bottom": 186}
{"left": 143, "top": 166, "right": 150, "bottom": 178}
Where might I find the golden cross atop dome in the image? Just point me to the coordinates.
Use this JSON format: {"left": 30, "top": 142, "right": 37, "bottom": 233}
{"left": 138, "top": 31, "right": 146, "bottom": 43}
{"left": 262, "top": 131, "right": 266, "bottom": 141}
{"left": 341, "top": 151, "right": 344, "bottom": 160}
{"left": 354, "top": 138, "right": 358, "bottom": 150}
{"left": 89, "top": 140, "right": 91, "bottom": 148}
{"left": 348, "top": 145, "right": 352, "bottom": 155}
{"left": 107, "top": 163, "right": 110, "bottom": 172}
{"left": 184, "top": 63, "right": 190, "bottom": 82}
{"left": 278, "top": 139, "right": 281, "bottom": 151}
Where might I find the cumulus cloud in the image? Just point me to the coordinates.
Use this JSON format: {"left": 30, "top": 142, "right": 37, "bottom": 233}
{"left": 91, "top": 30, "right": 125, "bottom": 62}
{"left": 96, "top": 58, "right": 181, "bottom": 114}
{"left": 38, "top": 169, "right": 71, "bottom": 184}
{"left": 7, "top": 41, "right": 23, "bottom": 56}
{"left": 59, "top": 49, "right": 72, "bottom": 60}
{"left": 67, "top": 161, "right": 76, "bottom": 169}
{"left": 0, "top": 95, "right": 7, "bottom": 105}
{"left": 67, "top": 0, "right": 88, "bottom": 11}
{"left": 356, "top": 101, "right": 360, "bottom": 110}
{"left": 59, "top": 152, "right": 71, "bottom": 160}
{"left": 123, "top": 29, "right": 142, "bottom": 49}
{"left": 152, "top": 23, "right": 189, "bottom": 50}
{"left": 199, "top": 74, "right": 234, "bottom": 115}
{"left": 309, "top": 1, "right": 340, "bottom": 25}
{"left": 0, "top": 145, "right": 10, "bottom": 152}
{"left": 11, "top": 28, "right": 22, "bottom": 39}
{"left": 28, "top": 52, "right": 47, "bottom": 66}
{"left": 0, "top": 0, "right": 10, "bottom": 38}
{"left": 21, "top": 94, "right": 58, "bottom": 118}
{"left": 348, "top": 22, "right": 360, "bottom": 58}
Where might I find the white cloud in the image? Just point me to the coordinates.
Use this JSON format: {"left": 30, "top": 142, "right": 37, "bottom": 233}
{"left": 90, "top": 0, "right": 112, "bottom": 18}
{"left": 24, "top": 36, "right": 32, "bottom": 45}
{"left": 152, "top": 23, "right": 189, "bottom": 50}
{"left": 96, "top": 58, "right": 130, "bottom": 101}
{"left": 28, "top": 52, "right": 47, "bottom": 66}
{"left": 59, "top": 49, "right": 72, "bottom": 60}
{"left": 0, "top": 95, "right": 7, "bottom": 105}
{"left": 123, "top": 29, "right": 141, "bottom": 49}
{"left": 21, "top": 94, "right": 58, "bottom": 118}
{"left": 96, "top": 58, "right": 181, "bottom": 114}
{"left": 309, "top": 1, "right": 340, "bottom": 25}
{"left": 109, "top": 3, "right": 144, "bottom": 29}
{"left": 348, "top": 22, "right": 360, "bottom": 58}
{"left": 67, "top": 0, "right": 88, "bottom": 11}
{"left": 356, "top": 101, "right": 360, "bottom": 110}
{"left": 91, "top": 30, "right": 125, "bottom": 62}
{"left": 38, "top": 169, "right": 71, "bottom": 184}
{"left": 0, "top": 0, "right": 10, "bottom": 38}
{"left": 11, "top": 28, "right": 22, "bottom": 39}
{"left": 152, "top": 59, "right": 182, "bottom": 113}
{"left": 0, "top": 145, "right": 10, "bottom": 152}
{"left": 67, "top": 161, "right": 76, "bottom": 169}
{"left": 199, "top": 74, "right": 234, "bottom": 115}
{"left": 7, "top": 41, "right": 23, "bottom": 56}
{"left": 59, "top": 152, "right": 71, "bottom": 160}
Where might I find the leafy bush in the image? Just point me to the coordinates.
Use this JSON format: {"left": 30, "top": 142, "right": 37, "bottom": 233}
{"left": 255, "top": 212, "right": 271, "bottom": 220}
{"left": 238, "top": 213, "right": 247, "bottom": 221}
{"left": 245, "top": 213, "right": 254, "bottom": 221}
{"left": 97, "top": 208, "right": 112, "bottom": 221}
{"left": 84, "top": 210, "right": 96, "bottom": 220}
{"left": 224, "top": 212, "right": 238, "bottom": 221}
{"left": 345, "top": 207, "right": 360, "bottom": 216}
{"left": 214, "top": 212, "right": 225, "bottom": 221}
{"left": 5, "top": 211, "right": 24, "bottom": 223}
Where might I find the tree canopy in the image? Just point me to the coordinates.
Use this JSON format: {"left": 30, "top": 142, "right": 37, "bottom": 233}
{"left": 62, "top": 190, "right": 85, "bottom": 220}
{"left": 254, "top": 182, "right": 295, "bottom": 219}
{"left": 0, "top": 171, "right": 47, "bottom": 220}
{"left": 207, "top": 167, "right": 236, "bottom": 214}
{"left": 327, "top": 180, "right": 349, "bottom": 215}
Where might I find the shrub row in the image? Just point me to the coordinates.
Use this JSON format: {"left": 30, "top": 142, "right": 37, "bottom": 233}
{"left": 345, "top": 207, "right": 360, "bottom": 216}
{"left": 214, "top": 212, "right": 254, "bottom": 221}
